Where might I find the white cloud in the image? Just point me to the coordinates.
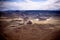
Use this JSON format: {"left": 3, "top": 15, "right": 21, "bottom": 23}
{"left": 0, "top": 0, "right": 60, "bottom": 10}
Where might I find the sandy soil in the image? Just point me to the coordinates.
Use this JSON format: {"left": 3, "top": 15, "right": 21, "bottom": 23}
{"left": 0, "top": 20, "right": 60, "bottom": 40}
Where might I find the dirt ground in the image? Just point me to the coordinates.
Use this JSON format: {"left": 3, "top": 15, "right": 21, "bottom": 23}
{"left": 0, "top": 21, "right": 60, "bottom": 40}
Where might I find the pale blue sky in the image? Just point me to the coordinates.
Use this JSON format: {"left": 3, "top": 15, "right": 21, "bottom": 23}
{"left": 0, "top": 0, "right": 47, "bottom": 2}
{"left": 0, "top": 0, "right": 60, "bottom": 11}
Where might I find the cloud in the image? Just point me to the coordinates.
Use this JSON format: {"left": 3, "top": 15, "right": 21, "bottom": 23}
{"left": 0, "top": 0, "right": 60, "bottom": 11}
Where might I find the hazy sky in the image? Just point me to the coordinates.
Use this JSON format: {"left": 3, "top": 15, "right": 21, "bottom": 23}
{"left": 0, "top": 0, "right": 60, "bottom": 11}
{"left": 0, "top": 0, "right": 47, "bottom": 2}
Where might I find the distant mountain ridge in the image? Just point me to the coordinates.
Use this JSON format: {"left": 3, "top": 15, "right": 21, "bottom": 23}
{"left": 0, "top": 10, "right": 60, "bottom": 17}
